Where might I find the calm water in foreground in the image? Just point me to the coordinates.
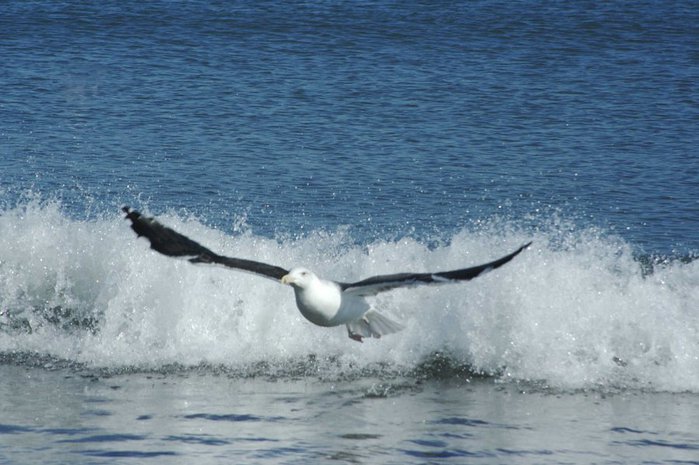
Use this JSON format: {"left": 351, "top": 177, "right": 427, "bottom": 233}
{"left": 2, "top": 363, "right": 699, "bottom": 465}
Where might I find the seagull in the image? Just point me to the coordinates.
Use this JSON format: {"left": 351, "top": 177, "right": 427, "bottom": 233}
{"left": 123, "top": 207, "right": 531, "bottom": 342}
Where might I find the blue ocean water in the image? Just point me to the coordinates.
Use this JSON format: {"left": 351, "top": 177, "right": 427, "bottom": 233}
{"left": 1, "top": 1, "right": 699, "bottom": 463}
{"left": 3, "top": 0, "right": 698, "bottom": 251}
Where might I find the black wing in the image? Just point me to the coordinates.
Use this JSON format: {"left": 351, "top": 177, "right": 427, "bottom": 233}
{"left": 339, "top": 242, "right": 532, "bottom": 296}
{"left": 122, "top": 207, "right": 288, "bottom": 281}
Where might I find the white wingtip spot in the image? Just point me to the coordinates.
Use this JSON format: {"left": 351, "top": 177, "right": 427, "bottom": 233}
{"left": 430, "top": 275, "right": 452, "bottom": 283}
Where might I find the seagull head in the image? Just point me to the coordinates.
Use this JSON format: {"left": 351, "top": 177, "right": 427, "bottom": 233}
{"left": 281, "top": 267, "right": 317, "bottom": 288}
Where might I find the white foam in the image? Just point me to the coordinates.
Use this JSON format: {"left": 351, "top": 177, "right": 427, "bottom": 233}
{"left": 1, "top": 200, "right": 698, "bottom": 392}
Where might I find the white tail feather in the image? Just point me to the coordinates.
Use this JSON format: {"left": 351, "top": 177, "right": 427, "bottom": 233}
{"left": 346, "top": 310, "right": 404, "bottom": 340}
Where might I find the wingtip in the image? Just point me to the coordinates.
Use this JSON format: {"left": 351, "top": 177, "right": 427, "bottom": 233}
{"left": 122, "top": 206, "right": 141, "bottom": 221}
{"left": 122, "top": 206, "right": 145, "bottom": 237}
{"left": 513, "top": 241, "right": 533, "bottom": 257}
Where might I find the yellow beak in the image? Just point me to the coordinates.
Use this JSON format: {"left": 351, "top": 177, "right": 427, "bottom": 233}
{"left": 281, "top": 274, "right": 293, "bottom": 285}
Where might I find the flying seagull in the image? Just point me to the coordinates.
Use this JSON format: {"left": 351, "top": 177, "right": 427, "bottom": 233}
{"left": 123, "top": 207, "right": 531, "bottom": 342}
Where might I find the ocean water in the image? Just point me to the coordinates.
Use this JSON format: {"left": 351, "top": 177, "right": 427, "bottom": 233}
{"left": 1, "top": 0, "right": 699, "bottom": 463}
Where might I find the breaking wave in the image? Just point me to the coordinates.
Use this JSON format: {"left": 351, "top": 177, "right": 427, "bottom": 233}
{"left": 1, "top": 198, "right": 697, "bottom": 392}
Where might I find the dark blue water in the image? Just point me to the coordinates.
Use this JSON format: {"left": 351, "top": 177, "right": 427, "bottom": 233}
{"left": 3, "top": 0, "right": 698, "bottom": 252}
{"left": 2, "top": 1, "right": 699, "bottom": 463}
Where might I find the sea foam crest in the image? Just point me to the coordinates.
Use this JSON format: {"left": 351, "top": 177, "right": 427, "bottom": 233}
{"left": 0, "top": 200, "right": 698, "bottom": 392}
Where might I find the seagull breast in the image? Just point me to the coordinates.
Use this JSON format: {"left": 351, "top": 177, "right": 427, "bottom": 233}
{"left": 281, "top": 268, "right": 344, "bottom": 327}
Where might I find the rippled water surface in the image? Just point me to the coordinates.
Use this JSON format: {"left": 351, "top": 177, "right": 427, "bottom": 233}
{"left": 3, "top": 363, "right": 698, "bottom": 465}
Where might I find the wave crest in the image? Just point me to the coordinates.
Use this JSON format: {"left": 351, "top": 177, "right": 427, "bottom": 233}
{"left": 1, "top": 200, "right": 698, "bottom": 392}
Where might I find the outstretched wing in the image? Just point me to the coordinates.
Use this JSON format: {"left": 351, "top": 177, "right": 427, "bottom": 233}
{"left": 339, "top": 242, "right": 531, "bottom": 296}
{"left": 122, "top": 207, "right": 288, "bottom": 281}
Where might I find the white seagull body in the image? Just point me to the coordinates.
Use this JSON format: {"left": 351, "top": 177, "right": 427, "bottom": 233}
{"left": 281, "top": 267, "right": 405, "bottom": 341}
{"left": 123, "top": 207, "right": 531, "bottom": 342}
